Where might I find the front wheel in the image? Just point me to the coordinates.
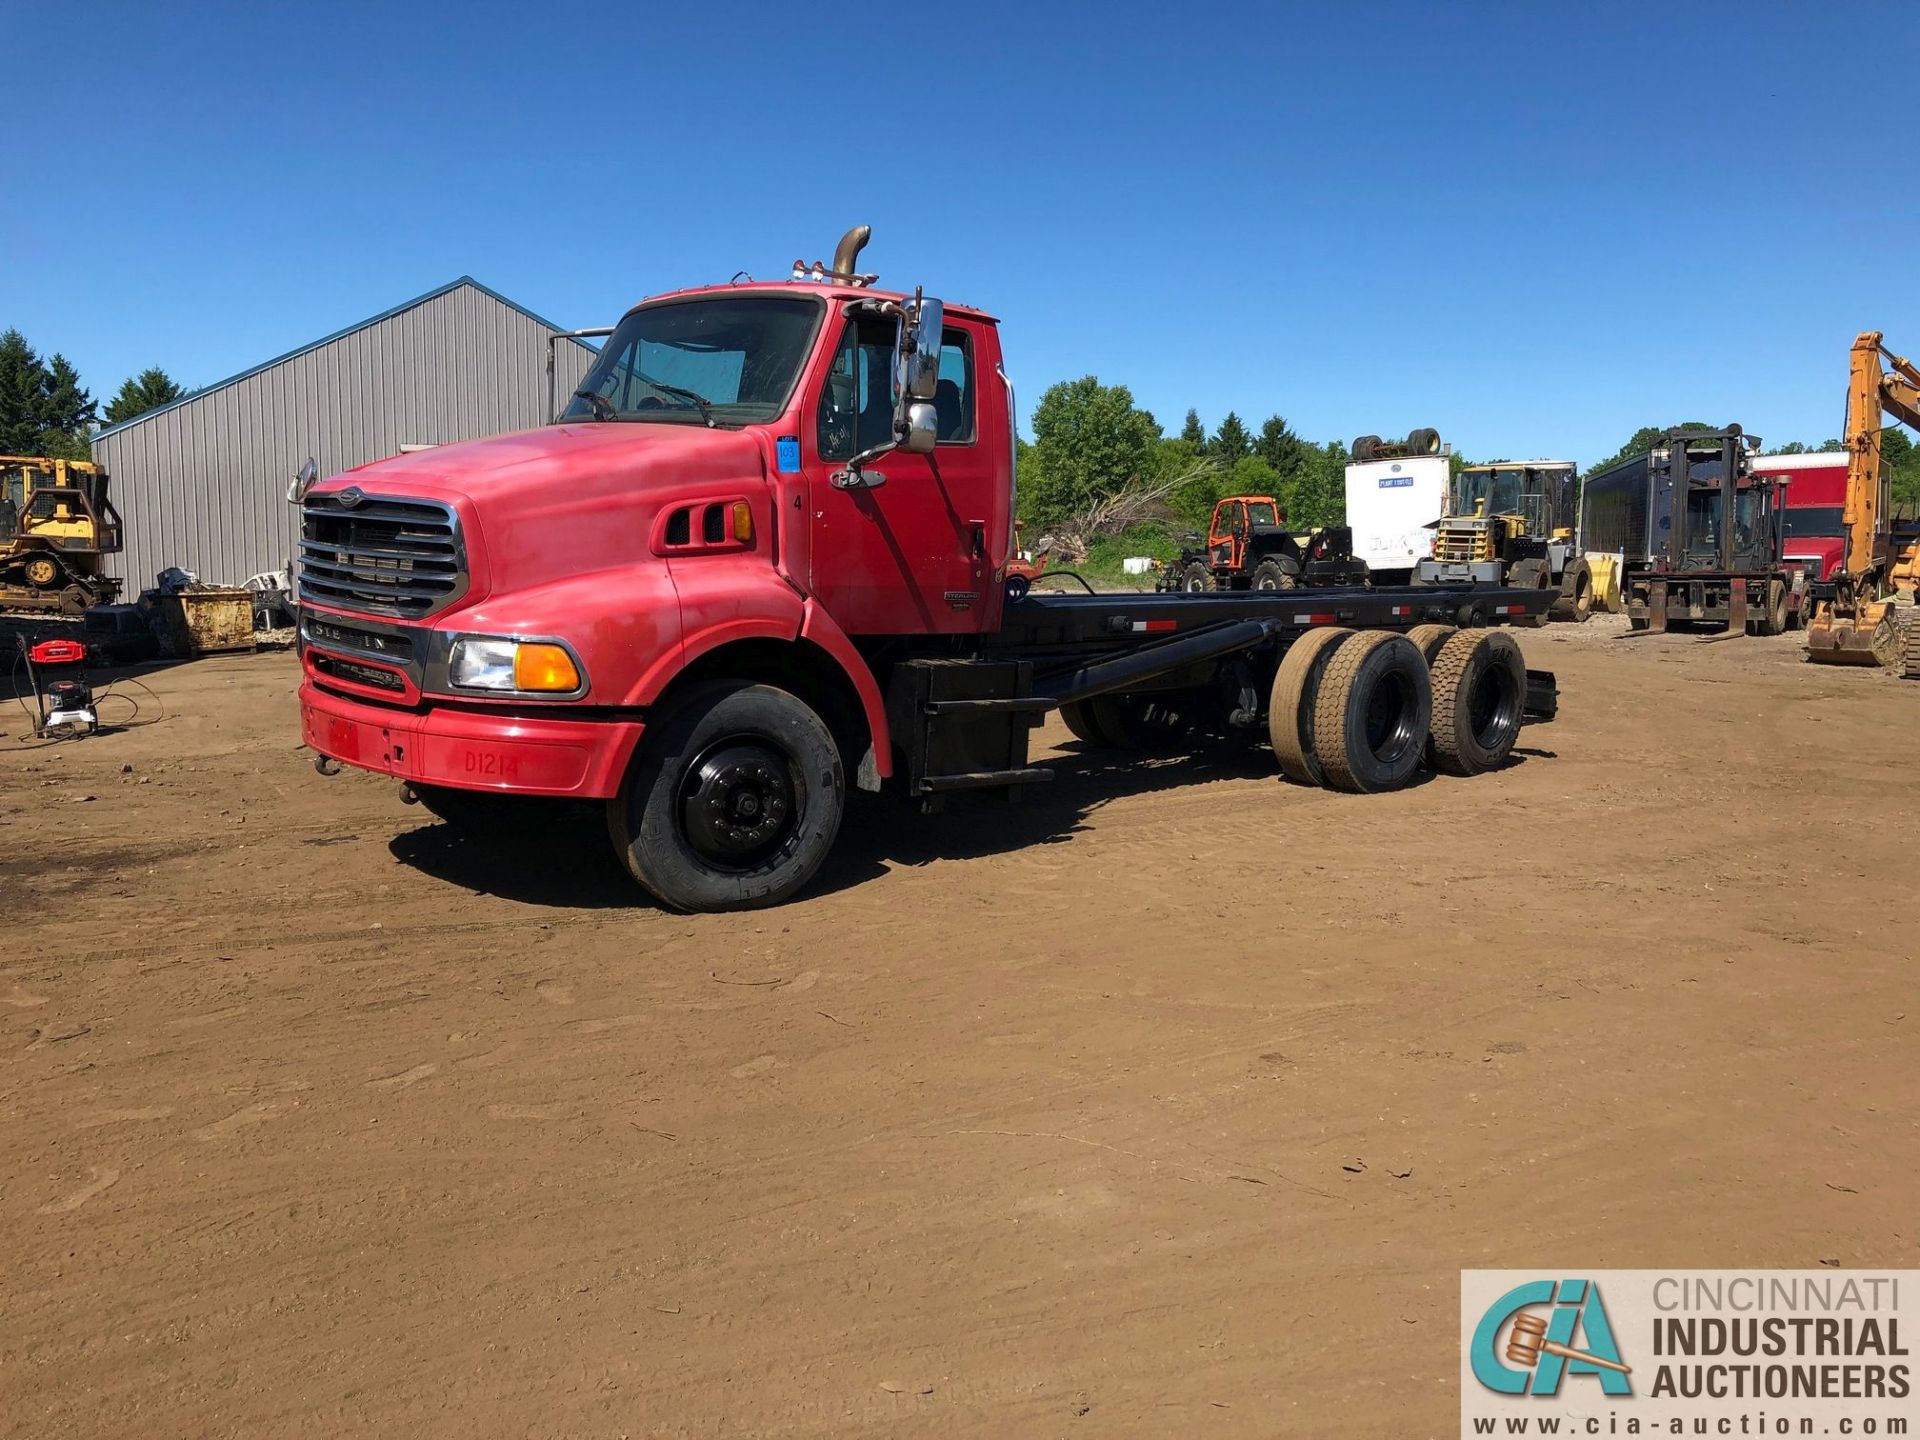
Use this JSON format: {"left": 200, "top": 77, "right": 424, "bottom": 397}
{"left": 1250, "top": 558, "right": 1299, "bottom": 591}
{"left": 607, "top": 681, "right": 845, "bottom": 912}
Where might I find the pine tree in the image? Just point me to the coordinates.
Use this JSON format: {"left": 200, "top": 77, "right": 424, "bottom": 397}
{"left": 0, "top": 330, "right": 97, "bottom": 456}
{"left": 0, "top": 329, "right": 44, "bottom": 454}
{"left": 1210, "top": 411, "right": 1252, "bottom": 463}
{"left": 1256, "top": 414, "right": 1306, "bottom": 479}
{"left": 104, "top": 367, "right": 187, "bottom": 425}
{"left": 1180, "top": 408, "right": 1205, "bottom": 447}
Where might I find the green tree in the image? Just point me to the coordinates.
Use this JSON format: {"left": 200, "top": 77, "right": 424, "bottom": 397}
{"left": 1255, "top": 414, "right": 1307, "bottom": 480}
{"left": 0, "top": 329, "right": 45, "bottom": 453}
{"left": 1587, "top": 422, "right": 1713, "bottom": 475}
{"left": 1884, "top": 428, "right": 1920, "bottom": 511}
{"left": 1210, "top": 411, "right": 1252, "bottom": 464}
{"left": 104, "top": 367, "right": 186, "bottom": 425}
{"left": 1289, "top": 442, "right": 1349, "bottom": 528}
{"left": 1180, "top": 408, "right": 1206, "bottom": 447}
{"left": 0, "top": 329, "right": 96, "bottom": 456}
{"left": 1021, "top": 375, "right": 1162, "bottom": 526}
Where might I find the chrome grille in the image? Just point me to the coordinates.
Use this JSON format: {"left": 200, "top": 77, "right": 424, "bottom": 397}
{"left": 300, "top": 493, "right": 466, "bottom": 617}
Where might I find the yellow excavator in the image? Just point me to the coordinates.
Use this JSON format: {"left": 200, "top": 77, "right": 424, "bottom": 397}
{"left": 0, "top": 455, "right": 124, "bottom": 612}
{"left": 1804, "top": 333, "right": 1920, "bottom": 667}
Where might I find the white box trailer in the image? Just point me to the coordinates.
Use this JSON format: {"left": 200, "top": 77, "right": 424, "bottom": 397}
{"left": 1345, "top": 453, "right": 1450, "bottom": 584}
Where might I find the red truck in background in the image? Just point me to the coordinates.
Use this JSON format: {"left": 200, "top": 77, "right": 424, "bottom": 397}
{"left": 1750, "top": 450, "right": 1848, "bottom": 584}
{"left": 297, "top": 228, "right": 1556, "bottom": 912}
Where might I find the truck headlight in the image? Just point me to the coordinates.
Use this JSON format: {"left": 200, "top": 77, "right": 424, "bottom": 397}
{"left": 447, "top": 636, "right": 583, "bottom": 694}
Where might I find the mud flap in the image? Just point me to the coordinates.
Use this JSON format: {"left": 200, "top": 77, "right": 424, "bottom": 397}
{"left": 1522, "top": 668, "right": 1558, "bottom": 724}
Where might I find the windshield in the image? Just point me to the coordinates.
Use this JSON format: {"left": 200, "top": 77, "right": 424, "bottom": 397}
{"left": 560, "top": 295, "right": 822, "bottom": 427}
{"left": 1246, "top": 501, "right": 1280, "bottom": 528}
{"left": 1453, "top": 469, "right": 1522, "bottom": 515}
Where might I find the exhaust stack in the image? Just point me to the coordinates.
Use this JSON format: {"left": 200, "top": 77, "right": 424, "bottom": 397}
{"left": 831, "top": 225, "right": 871, "bottom": 282}
{"left": 793, "top": 226, "right": 878, "bottom": 287}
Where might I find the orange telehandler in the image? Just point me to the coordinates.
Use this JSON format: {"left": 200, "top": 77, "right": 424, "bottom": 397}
{"left": 1804, "top": 332, "right": 1920, "bottom": 667}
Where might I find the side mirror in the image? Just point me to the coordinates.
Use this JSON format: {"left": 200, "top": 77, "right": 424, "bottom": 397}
{"left": 287, "top": 456, "right": 318, "bottom": 504}
{"left": 897, "top": 293, "right": 944, "bottom": 404}
{"left": 900, "top": 402, "right": 938, "bottom": 455}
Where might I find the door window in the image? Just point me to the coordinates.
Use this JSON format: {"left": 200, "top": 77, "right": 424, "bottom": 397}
{"left": 817, "top": 319, "right": 977, "bottom": 461}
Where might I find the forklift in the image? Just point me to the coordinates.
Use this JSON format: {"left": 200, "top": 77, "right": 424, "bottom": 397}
{"left": 1160, "top": 494, "right": 1370, "bottom": 592}
{"left": 1416, "top": 461, "right": 1592, "bottom": 622}
{"left": 1618, "top": 427, "right": 1802, "bottom": 635}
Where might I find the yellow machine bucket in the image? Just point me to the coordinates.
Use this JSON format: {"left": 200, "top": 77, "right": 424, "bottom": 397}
{"left": 1805, "top": 600, "right": 1902, "bottom": 667}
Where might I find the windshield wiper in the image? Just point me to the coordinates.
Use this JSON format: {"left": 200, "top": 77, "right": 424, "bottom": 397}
{"left": 572, "top": 388, "right": 615, "bottom": 421}
{"left": 637, "top": 372, "right": 717, "bottom": 428}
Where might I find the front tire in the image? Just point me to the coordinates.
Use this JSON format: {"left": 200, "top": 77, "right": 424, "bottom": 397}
{"left": 1250, "top": 558, "right": 1299, "bottom": 592}
{"left": 607, "top": 681, "right": 844, "bottom": 912}
{"left": 1179, "top": 561, "right": 1214, "bottom": 593}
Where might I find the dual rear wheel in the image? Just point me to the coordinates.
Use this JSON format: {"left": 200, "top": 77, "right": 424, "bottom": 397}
{"left": 1268, "top": 626, "right": 1525, "bottom": 792}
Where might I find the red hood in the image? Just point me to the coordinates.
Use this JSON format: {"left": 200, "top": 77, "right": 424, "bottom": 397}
{"left": 318, "top": 421, "right": 768, "bottom": 507}
{"left": 310, "top": 421, "right": 772, "bottom": 605}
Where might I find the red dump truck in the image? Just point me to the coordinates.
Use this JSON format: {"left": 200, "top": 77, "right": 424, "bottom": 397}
{"left": 297, "top": 228, "right": 1556, "bottom": 911}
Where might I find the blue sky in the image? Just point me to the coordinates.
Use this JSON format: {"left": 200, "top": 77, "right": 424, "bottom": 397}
{"left": 6, "top": 0, "right": 1915, "bottom": 465}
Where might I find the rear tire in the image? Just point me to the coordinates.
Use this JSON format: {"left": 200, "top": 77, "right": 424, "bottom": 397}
{"left": 1405, "top": 622, "right": 1456, "bottom": 660}
{"left": 1428, "top": 629, "right": 1527, "bottom": 776}
{"left": 1267, "top": 627, "right": 1353, "bottom": 785}
{"left": 607, "top": 681, "right": 844, "bottom": 912}
{"left": 1311, "top": 632, "right": 1432, "bottom": 793}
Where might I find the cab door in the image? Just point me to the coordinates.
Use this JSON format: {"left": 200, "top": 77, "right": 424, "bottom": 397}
{"left": 802, "top": 310, "right": 1000, "bottom": 636}
{"left": 1209, "top": 500, "right": 1247, "bottom": 571}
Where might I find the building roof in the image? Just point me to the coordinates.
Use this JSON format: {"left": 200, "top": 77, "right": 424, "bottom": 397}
{"left": 93, "top": 276, "right": 593, "bottom": 441}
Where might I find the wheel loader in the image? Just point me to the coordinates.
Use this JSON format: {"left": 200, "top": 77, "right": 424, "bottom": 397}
{"left": 0, "top": 456, "right": 124, "bottom": 613}
{"left": 1415, "top": 460, "right": 1592, "bottom": 622}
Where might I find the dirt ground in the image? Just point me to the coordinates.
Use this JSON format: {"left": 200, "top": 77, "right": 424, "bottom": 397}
{"left": 3, "top": 618, "right": 1916, "bottom": 1438}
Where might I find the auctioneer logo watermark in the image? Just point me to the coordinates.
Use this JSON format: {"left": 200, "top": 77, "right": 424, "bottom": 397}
{"left": 1461, "top": 1270, "right": 1917, "bottom": 1436}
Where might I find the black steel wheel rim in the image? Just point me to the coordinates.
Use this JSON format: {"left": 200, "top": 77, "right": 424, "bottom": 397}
{"left": 678, "top": 737, "right": 804, "bottom": 871}
{"left": 1468, "top": 664, "right": 1520, "bottom": 751}
{"left": 1363, "top": 669, "right": 1421, "bottom": 764}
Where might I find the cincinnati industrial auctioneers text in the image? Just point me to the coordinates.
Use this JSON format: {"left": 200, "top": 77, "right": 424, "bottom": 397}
{"left": 1649, "top": 1275, "right": 1909, "bottom": 1402}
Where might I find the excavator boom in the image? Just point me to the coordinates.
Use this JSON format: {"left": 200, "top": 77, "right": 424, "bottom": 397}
{"left": 1805, "top": 332, "right": 1918, "bottom": 667}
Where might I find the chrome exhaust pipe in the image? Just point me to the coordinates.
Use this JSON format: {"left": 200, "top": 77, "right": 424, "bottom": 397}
{"left": 831, "top": 225, "right": 871, "bottom": 284}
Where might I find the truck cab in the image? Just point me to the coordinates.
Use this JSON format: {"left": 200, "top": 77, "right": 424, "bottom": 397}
{"left": 298, "top": 232, "right": 1016, "bottom": 907}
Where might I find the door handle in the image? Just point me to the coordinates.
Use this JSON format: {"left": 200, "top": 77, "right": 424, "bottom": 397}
{"left": 969, "top": 522, "right": 986, "bottom": 557}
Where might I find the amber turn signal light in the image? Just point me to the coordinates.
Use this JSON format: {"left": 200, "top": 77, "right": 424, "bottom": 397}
{"left": 731, "top": 501, "right": 753, "bottom": 543}
{"left": 513, "top": 642, "right": 581, "bottom": 692}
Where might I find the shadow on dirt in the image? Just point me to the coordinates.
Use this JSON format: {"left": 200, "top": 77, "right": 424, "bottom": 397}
{"left": 379, "top": 735, "right": 1543, "bottom": 911}
{"left": 387, "top": 801, "right": 637, "bottom": 910}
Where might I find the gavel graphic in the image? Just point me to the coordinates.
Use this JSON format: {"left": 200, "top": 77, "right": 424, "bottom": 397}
{"left": 1505, "top": 1312, "right": 1632, "bottom": 1375}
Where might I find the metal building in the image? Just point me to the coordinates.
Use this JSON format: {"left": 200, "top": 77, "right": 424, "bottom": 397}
{"left": 91, "top": 277, "right": 596, "bottom": 589}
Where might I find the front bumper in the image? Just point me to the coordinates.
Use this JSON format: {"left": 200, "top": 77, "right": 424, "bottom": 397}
{"left": 299, "top": 679, "right": 643, "bottom": 799}
{"left": 1418, "top": 559, "right": 1503, "bottom": 584}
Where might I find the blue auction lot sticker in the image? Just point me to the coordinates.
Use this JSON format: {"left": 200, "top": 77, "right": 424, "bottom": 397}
{"left": 776, "top": 436, "right": 802, "bottom": 473}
